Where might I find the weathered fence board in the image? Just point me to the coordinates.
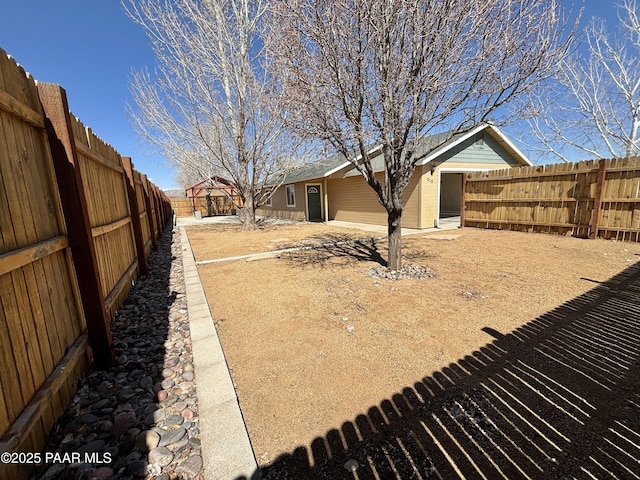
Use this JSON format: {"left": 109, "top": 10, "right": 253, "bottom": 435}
{"left": 133, "top": 168, "right": 152, "bottom": 258}
{"left": 464, "top": 158, "right": 640, "bottom": 241}
{"left": 0, "top": 49, "right": 172, "bottom": 479}
{"left": 0, "top": 51, "right": 88, "bottom": 479}
{"left": 71, "top": 117, "right": 139, "bottom": 319}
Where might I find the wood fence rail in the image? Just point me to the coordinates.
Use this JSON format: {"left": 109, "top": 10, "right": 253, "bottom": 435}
{"left": 0, "top": 49, "right": 171, "bottom": 479}
{"left": 463, "top": 157, "right": 640, "bottom": 242}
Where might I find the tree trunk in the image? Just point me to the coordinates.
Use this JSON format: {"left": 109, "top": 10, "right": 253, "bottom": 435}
{"left": 241, "top": 194, "right": 257, "bottom": 230}
{"left": 387, "top": 209, "right": 402, "bottom": 271}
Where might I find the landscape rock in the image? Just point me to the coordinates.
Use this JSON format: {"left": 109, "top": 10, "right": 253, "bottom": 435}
{"left": 137, "top": 430, "right": 160, "bottom": 452}
{"left": 148, "top": 446, "right": 174, "bottom": 467}
{"left": 158, "top": 427, "right": 187, "bottom": 447}
{"left": 111, "top": 411, "right": 137, "bottom": 436}
{"left": 367, "top": 263, "right": 436, "bottom": 280}
{"left": 30, "top": 226, "right": 203, "bottom": 480}
{"left": 176, "top": 454, "right": 204, "bottom": 477}
{"left": 127, "top": 460, "right": 148, "bottom": 477}
{"left": 88, "top": 466, "right": 113, "bottom": 480}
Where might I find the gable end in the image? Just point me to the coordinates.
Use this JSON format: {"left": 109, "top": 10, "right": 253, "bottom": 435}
{"left": 437, "top": 131, "right": 521, "bottom": 167}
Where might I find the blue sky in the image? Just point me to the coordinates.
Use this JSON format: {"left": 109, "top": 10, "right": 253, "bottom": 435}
{"left": 0, "top": 1, "right": 623, "bottom": 189}
{"left": 0, "top": 1, "right": 173, "bottom": 188}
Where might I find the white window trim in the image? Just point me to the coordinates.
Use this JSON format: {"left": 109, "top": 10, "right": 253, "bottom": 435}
{"left": 265, "top": 188, "right": 272, "bottom": 206}
{"left": 285, "top": 184, "right": 296, "bottom": 207}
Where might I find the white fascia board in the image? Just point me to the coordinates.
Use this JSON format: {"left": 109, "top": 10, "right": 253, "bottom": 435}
{"left": 323, "top": 143, "right": 383, "bottom": 177}
{"left": 487, "top": 124, "right": 533, "bottom": 166}
{"left": 323, "top": 161, "right": 352, "bottom": 177}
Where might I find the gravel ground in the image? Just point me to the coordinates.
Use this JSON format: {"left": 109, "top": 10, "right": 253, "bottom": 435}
{"left": 32, "top": 225, "right": 204, "bottom": 480}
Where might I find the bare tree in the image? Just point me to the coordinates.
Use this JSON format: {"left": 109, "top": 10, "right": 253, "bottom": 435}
{"left": 527, "top": 0, "right": 640, "bottom": 162}
{"left": 124, "top": 0, "right": 298, "bottom": 228}
{"left": 267, "top": 0, "right": 574, "bottom": 270}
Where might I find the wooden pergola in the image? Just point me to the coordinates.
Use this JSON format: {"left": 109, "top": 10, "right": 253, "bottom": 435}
{"left": 185, "top": 176, "right": 241, "bottom": 216}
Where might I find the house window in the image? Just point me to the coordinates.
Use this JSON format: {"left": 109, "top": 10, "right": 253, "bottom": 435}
{"left": 286, "top": 185, "right": 296, "bottom": 207}
{"left": 265, "top": 188, "right": 273, "bottom": 206}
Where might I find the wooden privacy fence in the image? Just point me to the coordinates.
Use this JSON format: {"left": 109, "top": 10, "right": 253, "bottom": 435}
{"left": 171, "top": 197, "right": 194, "bottom": 217}
{"left": 0, "top": 49, "right": 171, "bottom": 479}
{"left": 463, "top": 157, "right": 640, "bottom": 241}
{"left": 170, "top": 196, "right": 237, "bottom": 217}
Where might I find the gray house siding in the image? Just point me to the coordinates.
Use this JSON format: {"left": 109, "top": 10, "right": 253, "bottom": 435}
{"left": 437, "top": 131, "right": 521, "bottom": 166}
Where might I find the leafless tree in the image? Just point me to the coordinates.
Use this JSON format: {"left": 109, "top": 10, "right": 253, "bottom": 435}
{"left": 267, "top": 0, "right": 575, "bottom": 270}
{"left": 527, "top": 1, "right": 640, "bottom": 162}
{"left": 124, "top": 0, "right": 299, "bottom": 228}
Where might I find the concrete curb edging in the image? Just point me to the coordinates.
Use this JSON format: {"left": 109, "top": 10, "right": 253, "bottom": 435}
{"left": 180, "top": 227, "right": 260, "bottom": 480}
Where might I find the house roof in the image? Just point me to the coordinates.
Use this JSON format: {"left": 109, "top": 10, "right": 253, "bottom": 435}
{"left": 281, "top": 124, "right": 530, "bottom": 184}
{"left": 282, "top": 151, "right": 349, "bottom": 184}
{"left": 342, "top": 124, "right": 532, "bottom": 176}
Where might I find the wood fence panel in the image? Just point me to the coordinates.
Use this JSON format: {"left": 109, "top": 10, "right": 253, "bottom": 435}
{"left": 155, "top": 187, "right": 164, "bottom": 233}
{"left": 140, "top": 174, "right": 158, "bottom": 251}
{"left": 70, "top": 117, "right": 138, "bottom": 319}
{"left": 170, "top": 198, "right": 192, "bottom": 217}
{"left": 161, "top": 190, "right": 171, "bottom": 226}
{"left": 465, "top": 157, "right": 640, "bottom": 242}
{"left": 599, "top": 157, "right": 640, "bottom": 241}
{"left": 151, "top": 186, "right": 161, "bottom": 239}
{"left": 171, "top": 196, "right": 237, "bottom": 217}
{"left": 122, "top": 157, "right": 148, "bottom": 276}
{"left": 0, "top": 51, "right": 88, "bottom": 479}
{"left": 134, "top": 170, "right": 152, "bottom": 258}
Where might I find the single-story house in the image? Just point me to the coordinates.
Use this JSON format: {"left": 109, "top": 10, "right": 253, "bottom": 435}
{"left": 257, "top": 124, "right": 531, "bottom": 228}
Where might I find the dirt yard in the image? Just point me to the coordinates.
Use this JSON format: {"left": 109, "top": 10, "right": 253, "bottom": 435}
{"left": 185, "top": 222, "right": 640, "bottom": 471}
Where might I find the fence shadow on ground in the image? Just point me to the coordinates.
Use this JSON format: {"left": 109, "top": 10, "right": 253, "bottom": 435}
{"left": 241, "top": 260, "right": 640, "bottom": 479}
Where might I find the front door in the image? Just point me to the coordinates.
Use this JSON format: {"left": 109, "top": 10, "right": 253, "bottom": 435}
{"left": 306, "top": 185, "right": 322, "bottom": 221}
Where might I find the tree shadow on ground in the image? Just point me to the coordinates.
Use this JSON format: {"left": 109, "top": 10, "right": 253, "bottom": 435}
{"left": 238, "top": 260, "right": 640, "bottom": 479}
{"left": 280, "top": 234, "right": 389, "bottom": 267}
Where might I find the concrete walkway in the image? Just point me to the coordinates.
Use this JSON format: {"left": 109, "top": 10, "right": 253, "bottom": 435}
{"left": 180, "top": 228, "right": 260, "bottom": 480}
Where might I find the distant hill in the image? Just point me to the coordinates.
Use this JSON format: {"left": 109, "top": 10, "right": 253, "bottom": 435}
{"left": 164, "top": 189, "right": 186, "bottom": 198}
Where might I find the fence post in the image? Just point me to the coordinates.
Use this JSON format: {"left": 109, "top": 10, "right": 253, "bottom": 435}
{"left": 153, "top": 186, "right": 163, "bottom": 238}
{"left": 122, "top": 157, "right": 148, "bottom": 276}
{"left": 141, "top": 175, "right": 158, "bottom": 250}
{"left": 460, "top": 173, "right": 467, "bottom": 228}
{"left": 37, "top": 83, "right": 114, "bottom": 369}
{"left": 589, "top": 159, "right": 608, "bottom": 240}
